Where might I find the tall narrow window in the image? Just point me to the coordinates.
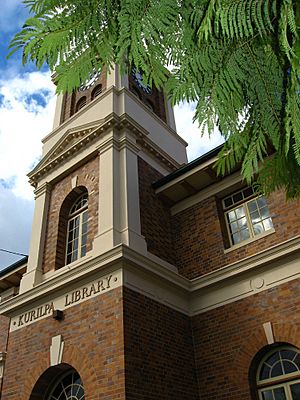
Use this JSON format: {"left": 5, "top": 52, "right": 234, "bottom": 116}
{"left": 75, "top": 96, "right": 87, "bottom": 112}
{"left": 66, "top": 193, "right": 88, "bottom": 265}
{"left": 257, "top": 346, "right": 300, "bottom": 400}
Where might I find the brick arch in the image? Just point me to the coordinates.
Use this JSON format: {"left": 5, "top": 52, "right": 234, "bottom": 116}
{"left": 230, "top": 323, "right": 300, "bottom": 389}
{"left": 42, "top": 156, "right": 99, "bottom": 274}
{"left": 55, "top": 186, "right": 89, "bottom": 270}
{"left": 22, "top": 345, "right": 98, "bottom": 400}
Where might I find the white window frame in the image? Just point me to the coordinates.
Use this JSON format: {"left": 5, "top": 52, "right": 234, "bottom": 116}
{"left": 65, "top": 193, "right": 88, "bottom": 265}
{"left": 257, "top": 346, "right": 300, "bottom": 400}
{"left": 223, "top": 187, "right": 274, "bottom": 247}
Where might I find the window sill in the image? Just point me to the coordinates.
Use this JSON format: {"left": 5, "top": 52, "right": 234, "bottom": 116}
{"left": 224, "top": 228, "right": 276, "bottom": 254}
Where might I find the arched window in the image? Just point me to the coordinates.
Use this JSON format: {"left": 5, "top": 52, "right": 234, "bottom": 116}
{"left": 29, "top": 365, "right": 84, "bottom": 400}
{"left": 47, "top": 370, "right": 84, "bottom": 400}
{"left": 257, "top": 346, "right": 300, "bottom": 399}
{"left": 75, "top": 96, "right": 87, "bottom": 112}
{"left": 66, "top": 192, "right": 88, "bottom": 265}
{"left": 91, "top": 84, "right": 102, "bottom": 100}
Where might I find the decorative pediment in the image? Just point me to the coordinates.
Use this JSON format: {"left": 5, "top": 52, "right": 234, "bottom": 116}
{"left": 28, "top": 119, "right": 108, "bottom": 186}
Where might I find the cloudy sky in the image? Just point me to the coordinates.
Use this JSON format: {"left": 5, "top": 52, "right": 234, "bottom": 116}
{"left": 0, "top": 1, "right": 223, "bottom": 270}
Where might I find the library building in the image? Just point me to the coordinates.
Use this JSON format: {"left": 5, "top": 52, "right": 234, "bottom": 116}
{"left": 0, "top": 66, "right": 299, "bottom": 400}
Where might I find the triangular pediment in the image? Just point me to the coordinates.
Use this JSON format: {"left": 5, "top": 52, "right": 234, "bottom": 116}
{"left": 29, "top": 119, "right": 104, "bottom": 177}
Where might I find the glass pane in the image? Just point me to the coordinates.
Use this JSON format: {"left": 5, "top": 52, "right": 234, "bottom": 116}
{"left": 83, "top": 211, "right": 88, "bottom": 222}
{"left": 238, "top": 216, "right": 247, "bottom": 229}
{"left": 260, "top": 206, "right": 270, "bottom": 219}
{"left": 224, "top": 197, "right": 233, "bottom": 208}
{"left": 294, "top": 354, "right": 300, "bottom": 368}
{"left": 282, "top": 361, "right": 297, "bottom": 374}
{"left": 280, "top": 350, "right": 297, "bottom": 361}
{"left": 233, "top": 192, "right": 243, "bottom": 203}
{"left": 243, "top": 187, "right": 254, "bottom": 198}
{"left": 267, "top": 351, "right": 280, "bottom": 366}
{"left": 290, "top": 382, "right": 300, "bottom": 399}
{"left": 271, "top": 362, "right": 284, "bottom": 378}
{"left": 273, "top": 387, "right": 286, "bottom": 400}
{"left": 82, "top": 222, "right": 88, "bottom": 234}
{"left": 253, "top": 222, "right": 264, "bottom": 235}
{"left": 235, "top": 206, "right": 245, "bottom": 219}
{"left": 260, "top": 365, "right": 271, "bottom": 380}
{"left": 240, "top": 228, "right": 250, "bottom": 241}
{"left": 250, "top": 210, "right": 260, "bottom": 222}
{"left": 248, "top": 200, "right": 258, "bottom": 213}
{"left": 257, "top": 197, "right": 267, "bottom": 208}
{"left": 232, "top": 232, "right": 241, "bottom": 245}
{"left": 261, "top": 390, "right": 274, "bottom": 400}
{"left": 228, "top": 210, "right": 236, "bottom": 222}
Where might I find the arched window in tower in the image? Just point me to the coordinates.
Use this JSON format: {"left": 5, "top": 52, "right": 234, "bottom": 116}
{"left": 47, "top": 370, "right": 84, "bottom": 400}
{"left": 256, "top": 346, "right": 300, "bottom": 399}
{"left": 66, "top": 192, "right": 88, "bottom": 265}
{"left": 91, "top": 84, "right": 102, "bottom": 100}
{"left": 75, "top": 96, "right": 87, "bottom": 112}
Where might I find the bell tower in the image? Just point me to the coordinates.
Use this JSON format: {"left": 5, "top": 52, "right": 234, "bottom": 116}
{"left": 19, "top": 65, "right": 187, "bottom": 292}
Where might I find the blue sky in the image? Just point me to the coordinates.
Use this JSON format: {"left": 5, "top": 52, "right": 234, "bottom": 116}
{"left": 0, "top": 1, "right": 223, "bottom": 270}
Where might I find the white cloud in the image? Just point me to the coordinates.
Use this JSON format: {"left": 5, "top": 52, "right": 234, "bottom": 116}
{"left": 0, "top": 70, "right": 55, "bottom": 269}
{"left": 174, "top": 102, "right": 224, "bottom": 161}
{"left": 0, "top": 71, "right": 56, "bottom": 199}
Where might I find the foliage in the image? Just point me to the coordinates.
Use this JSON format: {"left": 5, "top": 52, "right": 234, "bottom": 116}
{"left": 9, "top": 0, "right": 300, "bottom": 197}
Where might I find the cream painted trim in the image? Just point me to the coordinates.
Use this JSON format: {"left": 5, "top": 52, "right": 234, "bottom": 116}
{"left": 263, "top": 322, "right": 275, "bottom": 344}
{"left": 171, "top": 171, "right": 242, "bottom": 215}
{"left": 224, "top": 228, "right": 276, "bottom": 253}
{"left": 1, "top": 236, "right": 300, "bottom": 319}
{"left": 155, "top": 156, "right": 220, "bottom": 196}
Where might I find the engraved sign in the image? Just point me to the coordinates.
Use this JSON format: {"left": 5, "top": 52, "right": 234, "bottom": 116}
{"left": 10, "top": 271, "right": 121, "bottom": 332}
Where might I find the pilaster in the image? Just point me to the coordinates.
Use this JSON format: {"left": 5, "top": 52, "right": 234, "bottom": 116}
{"left": 93, "top": 128, "right": 147, "bottom": 255}
{"left": 19, "top": 182, "right": 51, "bottom": 293}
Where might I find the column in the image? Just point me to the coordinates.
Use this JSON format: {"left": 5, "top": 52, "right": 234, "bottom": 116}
{"left": 19, "top": 182, "right": 51, "bottom": 293}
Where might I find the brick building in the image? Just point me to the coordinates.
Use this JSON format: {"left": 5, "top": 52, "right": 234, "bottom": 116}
{"left": 0, "top": 66, "right": 299, "bottom": 400}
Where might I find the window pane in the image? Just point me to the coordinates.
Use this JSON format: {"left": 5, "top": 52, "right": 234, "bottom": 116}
{"left": 233, "top": 192, "right": 243, "bottom": 203}
{"left": 290, "top": 382, "right": 300, "bottom": 399}
{"left": 250, "top": 210, "right": 260, "bottom": 222}
{"left": 267, "top": 351, "right": 280, "bottom": 366}
{"left": 271, "top": 362, "right": 284, "bottom": 378}
{"left": 261, "top": 390, "right": 274, "bottom": 400}
{"left": 257, "top": 196, "right": 267, "bottom": 208}
{"left": 224, "top": 197, "right": 233, "bottom": 208}
{"left": 282, "top": 360, "right": 297, "bottom": 374}
{"left": 273, "top": 387, "right": 286, "bottom": 400}
{"left": 232, "top": 232, "right": 241, "bottom": 245}
{"left": 253, "top": 222, "right": 264, "bottom": 235}
{"left": 228, "top": 210, "right": 236, "bottom": 222}
{"left": 240, "top": 229, "right": 250, "bottom": 241}
{"left": 235, "top": 206, "right": 245, "bottom": 219}
{"left": 294, "top": 354, "right": 300, "bottom": 368}
{"left": 248, "top": 200, "right": 258, "bottom": 213}
{"left": 260, "top": 365, "right": 271, "bottom": 380}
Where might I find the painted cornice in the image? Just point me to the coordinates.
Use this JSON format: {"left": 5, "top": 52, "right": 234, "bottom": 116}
{"left": 28, "top": 112, "right": 180, "bottom": 187}
{"left": 1, "top": 236, "right": 300, "bottom": 318}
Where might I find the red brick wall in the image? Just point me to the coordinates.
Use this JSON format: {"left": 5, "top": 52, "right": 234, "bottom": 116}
{"left": 1, "top": 288, "right": 124, "bottom": 400}
{"left": 172, "top": 190, "right": 300, "bottom": 279}
{"left": 123, "top": 288, "right": 199, "bottom": 400}
{"left": 138, "top": 158, "right": 175, "bottom": 265}
{"left": 43, "top": 156, "right": 99, "bottom": 273}
{"left": 191, "top": 278, "right": 300, "bottom": 400}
